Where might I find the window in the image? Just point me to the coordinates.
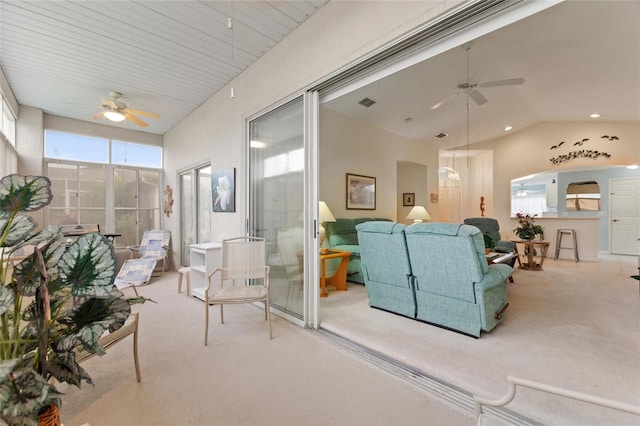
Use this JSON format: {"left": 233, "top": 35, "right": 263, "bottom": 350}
{"left": 2, "top": 99, "right": 16, "bottom": 147}
{"left": 0, "top": 97, "right": 17, "bottom": 177}
{"left": 114, "top": 168, "right": 161, "bottom": 247}
{"left": 46, "top": 162, "right": 106, "bottom": 226}
{"left": 45, "top": 131, "right": 109, "bottom": 163}
{"left": 112, "top": 140, "right": 162, "bottom": 168}
{"left": 43, "top": 130, "right": 162, "bottom": 247}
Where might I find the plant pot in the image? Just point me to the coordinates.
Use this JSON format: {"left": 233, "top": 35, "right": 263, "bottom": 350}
{"left": 38, "top": 404, "right": 60, "bottom": 426}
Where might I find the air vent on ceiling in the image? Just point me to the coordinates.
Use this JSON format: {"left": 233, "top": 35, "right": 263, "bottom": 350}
{"left": 435, "top": 132, "right": 449, "bottom": 139}
{"left": 358, "top": 97, "right": 376, "bottom": 108}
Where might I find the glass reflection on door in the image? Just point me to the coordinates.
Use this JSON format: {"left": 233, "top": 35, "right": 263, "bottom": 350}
{"left": 249, "top": 97, "right": 304, "bottom": 319}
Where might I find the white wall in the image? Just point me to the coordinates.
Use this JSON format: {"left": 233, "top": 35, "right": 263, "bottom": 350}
{"left": 162, "top": 1, "right": 458, "bottom": 267}
{"left": 319, "top": 108, "right": 439, "bottom": 221}
{"left": 397, "top": 162, "right": 429, "bottom": 224}
{"left": 475, "top": 120, "right": 640, "bottom": 227}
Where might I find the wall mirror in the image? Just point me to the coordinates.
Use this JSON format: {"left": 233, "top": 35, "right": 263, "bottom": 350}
{"left": 566, "top": 181, "right": 600, "bottom": 211}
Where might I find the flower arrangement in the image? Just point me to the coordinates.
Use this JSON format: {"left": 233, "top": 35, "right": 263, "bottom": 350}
{"left": 514, "top": 212, "right": 544, "bottom": 241}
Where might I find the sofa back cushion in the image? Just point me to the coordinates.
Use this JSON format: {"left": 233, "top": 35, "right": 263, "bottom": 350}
{"left": 463, "top": 217, "right": 501, "bottom": 244}
{"left": 326, "top": 218, "right": 392, "bottom": 247}
{"left": 356, "top": 221, "right": 412, "bottom": 285}
{"left": 404, "top": 223, "right": 486, "bottom": 302}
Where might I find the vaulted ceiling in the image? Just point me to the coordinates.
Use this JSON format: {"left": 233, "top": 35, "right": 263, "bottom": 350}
{"left": 0, "top": 0, "right": 327, "bottom": 135}
{"left": 323, "top": 1, "right": 640, "bottom": 151}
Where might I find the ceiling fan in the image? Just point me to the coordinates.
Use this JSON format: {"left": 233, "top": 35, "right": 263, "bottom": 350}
{"left": 430, "top": 43, "right": 525, "bottom": 110}
{"left": 92, "top": 91, "right": 159, "bottom": 127}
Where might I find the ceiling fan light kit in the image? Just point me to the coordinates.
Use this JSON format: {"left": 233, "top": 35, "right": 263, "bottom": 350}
{"left": 104, "top": 110, "right": 125, "bottom": 122}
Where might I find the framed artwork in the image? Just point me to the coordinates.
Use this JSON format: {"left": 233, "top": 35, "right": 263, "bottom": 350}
{"left": 211, "top": 167, "right": 236, "bottom": 212}
{"left": 346, "top": 173, "right": 376, "bottom": 210}
{"left": 403, "top": 193, "right": 415, "bottom": 206}
{"left": 431, "top": 193, "right": 439, "bottom": 203}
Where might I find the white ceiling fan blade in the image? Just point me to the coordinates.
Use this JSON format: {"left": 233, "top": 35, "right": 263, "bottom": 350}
{"left": 127, "top": 108, "right": 159, "bottom": 119}
{"left": 479, "top": 77, "right": 525, "bottom": 88}
{"left": 430, "top": 92, "right": 459, "bottom": 110}
{"left": 468, "top": 89, "right": 488, "bottom": 106}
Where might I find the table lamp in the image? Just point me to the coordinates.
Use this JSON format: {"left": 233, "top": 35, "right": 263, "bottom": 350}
{"left": 318, "top": 201, "right": 336, "bottom": 252}
{"left": 406, "top": 205, "right": 431, "bottom": 223}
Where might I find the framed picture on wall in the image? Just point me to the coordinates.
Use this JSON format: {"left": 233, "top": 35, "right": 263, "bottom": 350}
{"left": 346, "top": 173, "right": 376, "bottom": 210}
{"left": 212, "top": 167, "right": 236, "bottom": 212}
{"left": 403, "top": 193, "right": 415, "bottom": 206}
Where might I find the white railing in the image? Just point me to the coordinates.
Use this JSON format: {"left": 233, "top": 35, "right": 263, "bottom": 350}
{"left": 474, "top": 376, "right": 640, "bottom": 423}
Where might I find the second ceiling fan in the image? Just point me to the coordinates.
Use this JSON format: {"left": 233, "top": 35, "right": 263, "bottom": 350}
{"left": 430, "top": 43, "right": 525, "bottom": 110}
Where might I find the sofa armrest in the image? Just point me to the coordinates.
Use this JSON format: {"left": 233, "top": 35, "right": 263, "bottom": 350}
{"left": 476, "top": 264, "right": 513, "bottom": 291}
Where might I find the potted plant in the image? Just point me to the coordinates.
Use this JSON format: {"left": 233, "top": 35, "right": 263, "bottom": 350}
{"left": 482, "top": 232, "right": 496, "bottom": 254}
{"left": 0, "top": 174, "right": 145, "bottom": 425}
{"left": 513, "top": 212, "right": 544, "bottom": 241}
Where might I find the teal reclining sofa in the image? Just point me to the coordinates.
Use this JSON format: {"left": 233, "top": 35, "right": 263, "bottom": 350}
{"left": 356, "top": 221, "right": 513, "bottom": 337}
{"left": 325, "top": 217, "right": 392, "bottom": 284}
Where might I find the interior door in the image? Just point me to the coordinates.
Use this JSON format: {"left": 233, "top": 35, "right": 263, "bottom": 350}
{"left": 610, "top": 177, "right": 640, "bottom": 255}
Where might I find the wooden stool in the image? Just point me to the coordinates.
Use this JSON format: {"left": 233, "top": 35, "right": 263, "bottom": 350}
{"left": 554, "top": 229, "right": 579, "bottom": 262}
{"left": 178, "top": 267, "right": 191, "bottom": 296}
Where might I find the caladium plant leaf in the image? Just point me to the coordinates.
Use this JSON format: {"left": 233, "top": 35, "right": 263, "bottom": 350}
{"left": 0, "top": 174, "right": 52, "bottom": 215}
{"left": 58, "top": 233, "right": 116, "bottom": 298}
{"left": 0, "top": 283, "right": 15, "bottom": 316}
{"left": 0, "top": 215, "right": 37, "bottom": 247}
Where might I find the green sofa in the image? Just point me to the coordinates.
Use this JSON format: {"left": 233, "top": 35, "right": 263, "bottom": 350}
{"left": 325, "top": 217, "right": 392, "bottom": 284}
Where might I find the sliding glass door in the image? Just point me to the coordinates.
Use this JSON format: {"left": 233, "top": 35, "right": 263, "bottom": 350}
{"left": 248, "top": 97, "right": 307, "bottom": 320}
{"left": 179, "top": 164, "right": 211, "bottom": 266}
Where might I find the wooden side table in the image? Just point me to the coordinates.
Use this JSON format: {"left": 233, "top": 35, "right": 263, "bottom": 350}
{"left": 319, "top": 249, "right": 351, "bottom": 297}
{"left": 512, "top": 240, "right": 550, "bottom": 271}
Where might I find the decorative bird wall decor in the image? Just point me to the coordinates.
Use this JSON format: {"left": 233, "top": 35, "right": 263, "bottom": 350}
{"left": 549, "top": 141, "right": 565, "bottom": 150}
{"left": 550, "top": 149, "right": 612, "bottom": 164}
{"left": 548, "top": 134, "right": 618, "bottom": 164}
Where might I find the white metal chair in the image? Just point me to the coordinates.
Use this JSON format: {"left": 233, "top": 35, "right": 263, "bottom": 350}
{"left": 193, "top": 236, "right": 271, "bottom": 345}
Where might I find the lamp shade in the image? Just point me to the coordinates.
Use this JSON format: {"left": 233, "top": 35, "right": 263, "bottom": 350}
{"left": 319, "top": 201, "right": 336, "bottom": 223}
{"left": 406, "top": 205, "right": 431, "bottom": 223}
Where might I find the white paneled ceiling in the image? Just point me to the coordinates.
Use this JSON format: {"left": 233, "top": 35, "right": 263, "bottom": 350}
{"left": 0, "top": 0, "right": 327, "bottom": 134}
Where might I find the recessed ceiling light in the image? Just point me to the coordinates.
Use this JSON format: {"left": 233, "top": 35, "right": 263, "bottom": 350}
{"left": 504, "top": 126, "right": 512, "bottom": 131}
{"left": 627, "top": 164, "right": 639, "bottom": 170}
{"left": 590, "top": 113, "right": 601, "bottom": 118}
{"left": 250, "top": 140, "right": 265, "bottom": 148}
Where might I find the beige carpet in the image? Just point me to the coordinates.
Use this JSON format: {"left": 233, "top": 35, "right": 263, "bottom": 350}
{"left": 59, "top": 255, "right": 639, "bottom": 425}
{"left": 320, "top": 255, "right": 640, "bottom": 425}
{"left": 59, "top": 274, "right": 474, "bottom": 426}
